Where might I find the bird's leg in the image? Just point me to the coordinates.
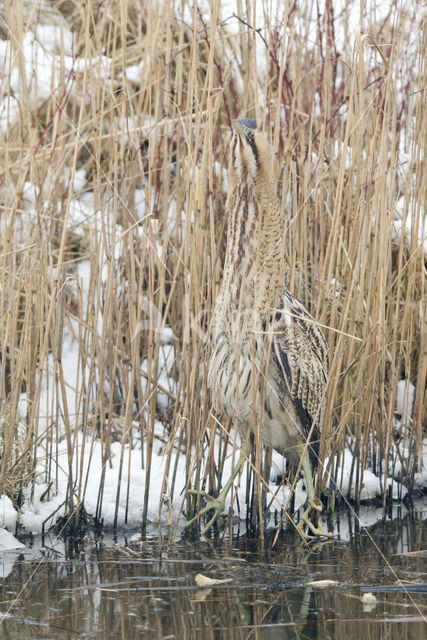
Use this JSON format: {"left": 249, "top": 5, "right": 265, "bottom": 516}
{"left": 185, "top": 439, "right": 251, "bottom": 535}
{"left": 296, "top": 445, "right": 333, "bottom": 539}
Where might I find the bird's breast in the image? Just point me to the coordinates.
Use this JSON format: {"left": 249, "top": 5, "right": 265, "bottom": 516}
{"left": 207, "top": 303, "right": 272, "bottom": 424}
{"left": 208, "top": 311, "right": 256, "bottom": 421}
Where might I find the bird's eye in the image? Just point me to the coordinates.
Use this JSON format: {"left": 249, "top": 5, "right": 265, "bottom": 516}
{"left": 246, "top": 133, "right": 258, "bottom": 164}
{"left": 231, "top": 134, "right": 238, "bottom": 157}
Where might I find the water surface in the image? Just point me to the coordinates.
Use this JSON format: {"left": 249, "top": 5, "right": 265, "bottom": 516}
{"left": 1, "top": 507, "right": 426, "bottom": 638}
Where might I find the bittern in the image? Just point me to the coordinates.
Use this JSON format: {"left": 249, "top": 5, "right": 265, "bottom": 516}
{"left": 188, "top": 118, "right": 331, "bottom": 539}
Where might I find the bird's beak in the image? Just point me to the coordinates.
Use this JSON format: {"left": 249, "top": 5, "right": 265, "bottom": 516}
{"left": 232, "top": 118, "right": 257, "bottom": 142}
{"left": 232, "top": 119, "right": 247, "bottom": 140}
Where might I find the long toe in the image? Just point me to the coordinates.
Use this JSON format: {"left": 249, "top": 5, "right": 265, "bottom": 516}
{"left": 302, "top": 515, "right": 333, "bottom": 538}
{"left": 307, "top": 496, "right": 323, "bottom": 513}
{"left": 185, "top": 490, "right": 226, "bottom": 533}
{"left": 296, "top": 506, "right": 334, "bottom": 540}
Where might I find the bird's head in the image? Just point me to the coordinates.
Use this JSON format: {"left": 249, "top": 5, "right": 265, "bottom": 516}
{"left": 230, "top": 118, "right": 274, "bottom": 185}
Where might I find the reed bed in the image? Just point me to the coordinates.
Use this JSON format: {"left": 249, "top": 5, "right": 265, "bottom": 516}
{"left": 0, "top": 0, "right": 425, "bottom": 535}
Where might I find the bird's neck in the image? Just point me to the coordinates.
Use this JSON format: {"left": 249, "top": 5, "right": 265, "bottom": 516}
{"left": 220, "top": 177, "right": 287, "bottom": 319}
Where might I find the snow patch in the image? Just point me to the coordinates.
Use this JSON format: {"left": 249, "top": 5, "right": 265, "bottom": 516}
{"left": 0, "top": 495, "right": 18, "bottom": 530}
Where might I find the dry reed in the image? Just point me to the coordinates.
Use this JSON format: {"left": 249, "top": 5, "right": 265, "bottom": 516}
{"left": 0, "top": 0, "right": 425, "bottom": 534}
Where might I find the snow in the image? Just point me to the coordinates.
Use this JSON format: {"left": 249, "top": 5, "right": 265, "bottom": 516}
{"left": 329, "top": 278, "right": 340, "bottom": 299}
{"left": 33, "top": 23, "right": 74, "bottom": 57}
{"left": 123, "top": 60, "right": 145, "bottom": 83}
{"left": 63, "top": 167, "right": 87, "bottom": 194}
{"left": 393, "top": 212, "right": 427, "bottom": 257}
{"left": 395, "top": 379, "right": 415, "bottom": 431}
{"left": 134, "top": 188, "right": 148, "bottom": 220}
{"left": 8, "top": 423, "right": 416, "bottom": 535}
{"left": 14, "top": 429, "right": 299, "bottom": 533}
{"left": 68, "top": 193, "right": 97, "bottom": 228}
{"left": 333, "top": 140, "right": 354, "bottom": 169}
{"left": 414, "top": 467, "right": 427, "bottom": 491}
{"left": 0, "top": 23, "right": 112, "bottom": 131}
{"left": 160, "top": 326, "right": 176, "bottom": 345}
{"left": 0, "top": 496, "right": 18, "bottom": 530}
{"left": 21, "top": 181, "right": 40, "bottom": 211}
{"left": 330, "top": 448, "right": 401, "bottom": 502}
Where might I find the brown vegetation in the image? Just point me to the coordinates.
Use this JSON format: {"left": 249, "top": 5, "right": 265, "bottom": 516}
{"left": 0, "top": 0, "right": 425, "bottom": 532}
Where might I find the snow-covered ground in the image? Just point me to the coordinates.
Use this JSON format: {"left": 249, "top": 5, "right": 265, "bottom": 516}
{"left": 0, "top": 412, "right": 423, "bottom": 535}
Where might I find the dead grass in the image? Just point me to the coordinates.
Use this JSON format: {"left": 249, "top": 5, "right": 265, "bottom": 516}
{"left": 0, "top": 0, "right": 425, "bottom": 532}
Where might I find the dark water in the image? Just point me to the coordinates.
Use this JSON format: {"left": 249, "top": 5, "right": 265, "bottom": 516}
{"left": 1, "top": 506, "right": 426, "bottom": 639}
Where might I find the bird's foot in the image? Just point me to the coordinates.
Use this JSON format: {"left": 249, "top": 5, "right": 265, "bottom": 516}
{"left": 185, "top": 489, "right": 227, "bottom": 535}
{"left": 296, "top": 497, "right": 334, "bottom": 541}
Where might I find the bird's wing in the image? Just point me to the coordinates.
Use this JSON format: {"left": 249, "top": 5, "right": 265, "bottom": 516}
{"left": 272, "top": 290, "right": 329, "bottom": 445}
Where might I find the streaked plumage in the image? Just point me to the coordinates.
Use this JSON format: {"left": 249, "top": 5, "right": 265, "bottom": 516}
{"left": 209, "top": 288, "right": 328, "bottom": 468}
{"left": 190, "top": 118, "right": 331, "bottom": 538}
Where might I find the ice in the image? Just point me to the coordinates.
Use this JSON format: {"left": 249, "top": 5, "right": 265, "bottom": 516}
{"left": 0, "top": 529, "right": 25, "bottom": 579}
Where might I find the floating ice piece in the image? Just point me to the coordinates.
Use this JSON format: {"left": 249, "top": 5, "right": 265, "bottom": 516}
{"left": 0, "top": 528, "right": 24, "bottom": 551}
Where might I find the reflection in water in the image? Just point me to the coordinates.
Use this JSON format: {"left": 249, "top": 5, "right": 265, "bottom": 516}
{"left": 0, "top": 508, "right": 426, "bottom": 639}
